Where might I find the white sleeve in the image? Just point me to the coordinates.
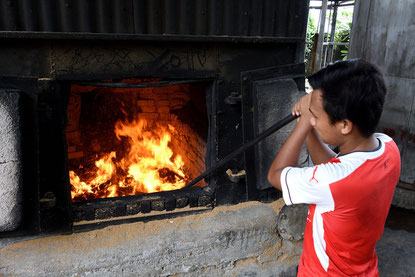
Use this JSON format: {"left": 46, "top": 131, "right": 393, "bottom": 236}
{"left": 280, "top": 164, "right": 335, "bottom": 207}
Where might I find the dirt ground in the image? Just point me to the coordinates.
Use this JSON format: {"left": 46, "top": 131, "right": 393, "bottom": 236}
{"left": 377, "top": 206, "right": 415, "bottom": 276}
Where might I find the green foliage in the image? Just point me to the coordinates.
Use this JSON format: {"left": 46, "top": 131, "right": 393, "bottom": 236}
{"left": 340, "top": 49, "right": 348, "bottom": 60}
{"left": 305, "top": 16, "right": 317, "bottom": 63}
{"left": 333, "top": 11, "right": 353, "bottom": 42}
{"left": 332, "top": 11, "right": 353, "bottom": 60}
{"left": 305, "top": 9, "right": 353, "bottom": 69}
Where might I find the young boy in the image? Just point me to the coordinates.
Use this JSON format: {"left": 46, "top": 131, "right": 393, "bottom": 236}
{"left": 267, "top": 59, "right": 401, "bottom": 276}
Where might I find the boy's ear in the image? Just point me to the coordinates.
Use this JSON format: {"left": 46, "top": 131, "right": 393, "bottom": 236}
{"left": 339, "top": 119, "right": 353, "bottom": 135}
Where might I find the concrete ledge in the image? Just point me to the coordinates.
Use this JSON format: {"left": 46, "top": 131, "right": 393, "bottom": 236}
{"left": 0, "top": 200, "right": 303, "bottom": 276}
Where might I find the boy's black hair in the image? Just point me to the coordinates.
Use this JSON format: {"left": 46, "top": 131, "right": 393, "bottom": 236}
{"left": 308, "top": 59, "right": 386, "bottom": 137}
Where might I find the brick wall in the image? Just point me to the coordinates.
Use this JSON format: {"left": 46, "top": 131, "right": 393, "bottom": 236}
{"left": 66, "top": 80, "right": 207, "bottom": 193}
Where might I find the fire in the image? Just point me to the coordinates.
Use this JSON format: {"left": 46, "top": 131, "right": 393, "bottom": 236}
{"left": 70, "top": 118, "right": 188, "bottom": 201}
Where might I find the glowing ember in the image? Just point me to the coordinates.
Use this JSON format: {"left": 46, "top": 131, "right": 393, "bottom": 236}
{"left": 70, "top": 118, "right": 188, "bottom": 202}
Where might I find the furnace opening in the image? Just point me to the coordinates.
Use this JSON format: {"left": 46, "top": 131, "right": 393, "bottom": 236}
{"left": 65, "top": 79, "right": 208, "bottom": 202}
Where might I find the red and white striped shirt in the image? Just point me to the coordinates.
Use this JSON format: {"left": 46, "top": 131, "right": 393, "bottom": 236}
{"left": 281, "top": 133, "right": 401, "bottom": 276}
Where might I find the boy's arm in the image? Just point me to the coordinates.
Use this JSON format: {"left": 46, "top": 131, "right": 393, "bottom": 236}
{"left": 305, "top": 128, "right": 336, "bottom": 165}
{"left": 267, "top": 94, "right": 312, "bottom": 190}
{"left": 267, "top": 116, "right": 311, "bottom": 190}
{"left": 267, "top": 92, "right": 335, "bottom": 190}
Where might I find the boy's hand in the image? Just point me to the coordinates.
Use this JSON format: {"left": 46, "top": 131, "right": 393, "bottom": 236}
{"left": 292, "top": 92, "right": 312, "bottom": 125}
{"left": 268, "top": 92, "right": 314, "bottom": 190}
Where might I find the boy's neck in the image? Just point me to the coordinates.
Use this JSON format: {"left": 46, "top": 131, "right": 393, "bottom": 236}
{"left": 338, "top": 133, "right": 379, "bottom": 155}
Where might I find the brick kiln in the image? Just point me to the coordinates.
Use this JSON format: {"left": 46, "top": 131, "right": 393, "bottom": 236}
{"left": 0, "top": 1, "right": 309, "bottom": 275}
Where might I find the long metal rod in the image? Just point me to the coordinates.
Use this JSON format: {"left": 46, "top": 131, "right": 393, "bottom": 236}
{"left": 183, "top": 114, "right": 298, "bottom": 189}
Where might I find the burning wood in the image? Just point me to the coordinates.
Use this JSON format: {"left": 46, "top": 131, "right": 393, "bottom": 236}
{"left": 70, "top": 118, "right": 188, "bottom": 202}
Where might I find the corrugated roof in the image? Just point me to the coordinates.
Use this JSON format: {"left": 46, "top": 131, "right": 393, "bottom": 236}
{"left": 0, "top": 0, "right": 308, "bottom": 38}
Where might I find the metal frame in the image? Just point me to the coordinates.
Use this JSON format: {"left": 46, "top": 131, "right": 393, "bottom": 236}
{"left": 307, "top": 0, "right": 355, "bottom": 73}
{"left": 241, "top": 63, "right": 305, "bottom": 200}
{"left": 63, "top": 77, "right": 218, "bottom": 226}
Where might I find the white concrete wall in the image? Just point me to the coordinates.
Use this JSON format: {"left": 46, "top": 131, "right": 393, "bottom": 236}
{"left": 0, "top": 90, "right": 23, "bottom": 232}
{"left": 0, "top": 200, "right": 303, "bottom": 276}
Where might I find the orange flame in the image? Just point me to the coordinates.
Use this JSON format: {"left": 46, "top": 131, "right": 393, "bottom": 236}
{"left": 70, "top": 118, "right": 188, "bottom": 201}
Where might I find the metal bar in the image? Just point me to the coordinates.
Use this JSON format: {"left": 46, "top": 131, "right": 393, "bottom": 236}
{"left": 310, "top": 4, "right": 355, "bottom": 9}
{"left": 322, "top": 5, "right": 333, "bottom": 67}
{"left": 0, "top": 31, "right": 304, "bottom": 44}
{"left": 73, "top": 208, "right": 211, "bottom": 232}
{"left": 75, "top": 79, "right": 208, "bottom": 88}
{"left": 310, "top": 0, "right": 355, "bottom": 9}
{"left": 323, "top": 42, "right": 348, "bottom": 46}
{"left": 314, "top": 0, "right": 328, "bottom": 72}
{"left": 182, "top": 113, "right": 298, "bottom": 189}
{"left": 327, "top": 0, "right": 339, "bottom": 63}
